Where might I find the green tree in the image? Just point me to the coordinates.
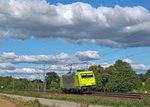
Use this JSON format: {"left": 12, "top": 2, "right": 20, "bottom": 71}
{"left": 89, "top": 65, "right": 104, "bottom": 91}
{"left": 32, "top": 79, "right": 43, "bottom": 91}
{"left": 45, "top": 72, "right": 60, "bottom": 89}
{"left": 138, "top": 73, "right": 146, "bottom": 82}
{"left": 0, "top": 76, "right": 13, "bottom": 89}
{"left": 89, "top": 60, "right": 142, "bottom": 92}
{"left": 145, "top": 69, "right": 150, "bottom": 78}
{"left": 145, "top": 77, "right": 150, "bottom": 92}
{"left": 0, "top": 76, "right": 38, "bottom": 90}
{"left": 104, "top": 65, "right": 118, "bottom": 92}
{"left": 112, "top": 60, "right": 142, "bottom": 92}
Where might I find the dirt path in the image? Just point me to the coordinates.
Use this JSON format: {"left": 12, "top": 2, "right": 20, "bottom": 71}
{"left": 0, "top": 98, "right": 19, "bottom": 107}
{"left": 0, "top": 93, "right": 105, "bottom": 107}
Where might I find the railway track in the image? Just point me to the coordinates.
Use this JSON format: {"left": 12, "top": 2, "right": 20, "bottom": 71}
{"left": 91, "top": 92, "right": 148, "bottom": 99}
{"left": 5, "top": 89, "right": 149, "bottom": 99}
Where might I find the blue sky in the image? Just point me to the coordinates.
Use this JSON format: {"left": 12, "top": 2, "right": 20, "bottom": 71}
{"left": 0, "top": 0, "right": 150, "bottom": 79}
{"left": 49, "top": 0, "right": 149, "bottom": 7}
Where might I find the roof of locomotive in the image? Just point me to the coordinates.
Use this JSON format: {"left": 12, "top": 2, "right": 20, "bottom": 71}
{"left": 75, "top": 70, "right": 93, "bottom": 74}
{"left": 62, "top": 70, "right": 93, "bottom": 77}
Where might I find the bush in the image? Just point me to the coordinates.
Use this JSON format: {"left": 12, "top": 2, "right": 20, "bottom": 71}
{"left": 22, "top": 99, "right": 48, "bottom": 107}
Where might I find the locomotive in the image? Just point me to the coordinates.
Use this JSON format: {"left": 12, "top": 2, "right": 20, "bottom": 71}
{"left": 60, "top": 70, "right": 96, "bottom": 93}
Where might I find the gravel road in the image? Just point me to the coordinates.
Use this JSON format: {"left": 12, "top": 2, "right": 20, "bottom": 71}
{"left": 0, "top": 93, "right": 106, "bottom": 107}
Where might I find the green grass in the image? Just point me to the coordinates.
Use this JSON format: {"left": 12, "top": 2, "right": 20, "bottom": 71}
{"left": 20, "top": 99, "right": 49, "bottom": 107}
{"left": 0, "top": 89, "right": 150, "bottom": 107}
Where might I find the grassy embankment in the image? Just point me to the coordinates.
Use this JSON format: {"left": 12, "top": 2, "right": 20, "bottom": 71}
{"left": 0, "top": 89, "right": 150, "bottom": 107}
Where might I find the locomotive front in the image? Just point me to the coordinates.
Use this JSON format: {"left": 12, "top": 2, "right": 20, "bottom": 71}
{"left": 77, "top": 71, "right": 96, "bottom": 91}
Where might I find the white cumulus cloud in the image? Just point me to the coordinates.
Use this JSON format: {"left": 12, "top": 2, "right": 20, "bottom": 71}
{"left": 0, "top": 51, "right": 99, "bottom": 65}
{"left": 0, "top": 1, "right": 150, "bottom": 47}
{"left": 0, "top": 63, "right": 16, "bottom": 70}
{"left": 56, "top": 53, "right": 71, "bottom": 60}
{"left": 75, "top": 50, "right": 99, "bottom": 61}
{"left": 124, "top": 58, "right": 148, "bottom": 73}
{"left": 0, "top": 52, "right": 57, "bottom": 64}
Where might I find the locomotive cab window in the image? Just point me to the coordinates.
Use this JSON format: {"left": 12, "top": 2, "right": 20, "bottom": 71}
{"left": 81, "top": 74, "right": 93, "bottom": 78}
{"left": 87, "top": 74, "right": 93, "bottom": 77}
{"left": 81, "top": 74, "right": 87, "bottom": 78}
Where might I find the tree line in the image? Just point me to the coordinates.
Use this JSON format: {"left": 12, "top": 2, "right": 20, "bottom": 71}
{"left": 0, "top": 77, "right": 43, "bottom": 90}
{"left": 89, "top": 60, "right": 150, "bottom": 93}
{"left": 0, "top": 59, "right": 150, "bottom": 93}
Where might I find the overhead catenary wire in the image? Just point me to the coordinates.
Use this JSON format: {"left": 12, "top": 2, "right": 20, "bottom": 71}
{"left": 102, "top": 48, "right": 150, "bottom": 63}
{"left": 99, "top": 37, "right": 150, "bottom": 63}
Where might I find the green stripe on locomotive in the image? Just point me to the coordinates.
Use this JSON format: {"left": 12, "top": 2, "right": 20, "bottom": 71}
{"left": 60, "top": 70, "right": 96, "bottom": 90}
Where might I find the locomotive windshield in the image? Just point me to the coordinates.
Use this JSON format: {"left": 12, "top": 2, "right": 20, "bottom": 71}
{"left": 87, "top": 74, "right": 93, "bottom": 77}
{"left": 81, "top": 74, "right": 93, "bottom": 78}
